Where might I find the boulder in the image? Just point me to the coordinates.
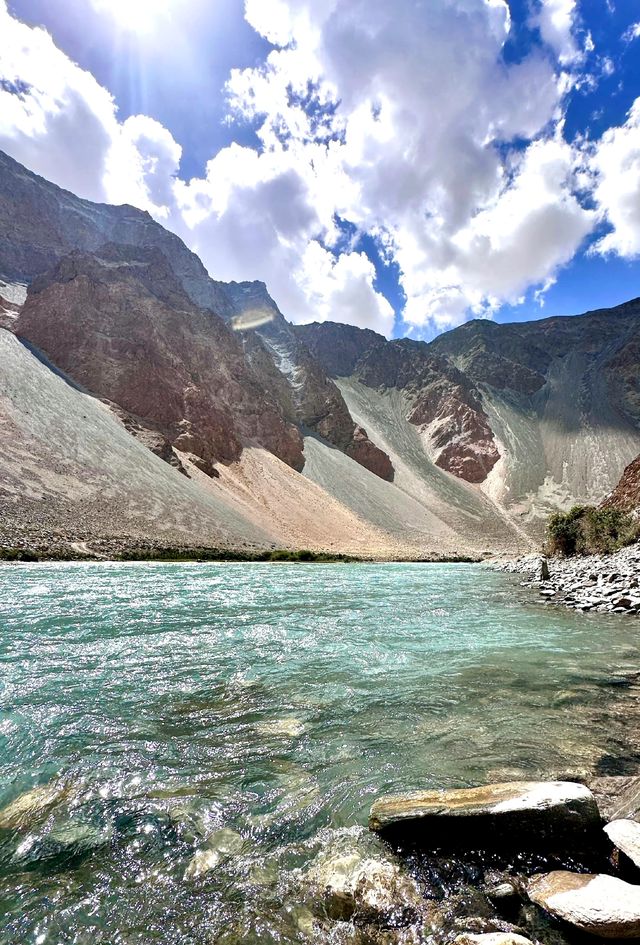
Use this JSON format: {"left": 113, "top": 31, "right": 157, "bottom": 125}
{"left": 369, "top": 781, "right": 600, "bottom": 850}
{"left": 604, "top": 818, "right": 640, "bottom": 869}
{"left": 304, "top": 836, "right": 424, "bottom": 927}
{"left": 589, "top": 775, "right": 640, "bottom": 821}
{"left": 0, "top": 782, "right": 70, "bottom": 830}
{"left": 528, "top": 871, "right": 640, "bottom": 939}
{"left": 184, "top": 827, "right": 244, "bottom": 880}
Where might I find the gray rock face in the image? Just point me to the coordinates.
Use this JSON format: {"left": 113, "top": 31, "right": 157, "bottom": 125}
{"left": 528, "top": 871, "right": 640, "bottom": 939}
{"left": 604, "top": 818, "right": 640, "bottom": 869}
{"left": 369, "top": 781, "right": 601, "bottom": 850}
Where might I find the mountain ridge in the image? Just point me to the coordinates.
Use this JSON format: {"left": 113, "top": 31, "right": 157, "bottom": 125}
{"left": 1, "top": 148, "right": 640, "bottom": 559}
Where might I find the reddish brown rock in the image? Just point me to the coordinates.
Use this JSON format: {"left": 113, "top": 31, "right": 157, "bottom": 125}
{"left": 603, "top": 453, "right": 640, "bottom": 513}
{"left": 16, "top": 246, "right": 304, "bottom": 473}
{"left": 355, "top": 341, "right": 500, "bottom": 484}
{"left": 347, "top": 425, "right": 394, "bottom": 482}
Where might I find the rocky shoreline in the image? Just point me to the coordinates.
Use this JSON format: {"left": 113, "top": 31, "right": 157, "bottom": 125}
{"left": 305, "top": 778, "right": 640, "bottom": 943}
{"left": 4, "top": 775, "right": 640, "bottom": 943}
{"left": 496, "top": 541, "right": 640, "bottom": 615}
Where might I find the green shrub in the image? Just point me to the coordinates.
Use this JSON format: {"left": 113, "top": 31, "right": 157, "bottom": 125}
{"left": 545, "top": 505, "right": 640, "bottom": 557}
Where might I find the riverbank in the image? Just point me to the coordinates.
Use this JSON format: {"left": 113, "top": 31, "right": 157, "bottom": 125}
{"left": 496, "top": 540, "right": 640, "bottom": 615}
{"left": 0, "top": 536, "right": 482, "bottom": 564}
{"left": 0, "top": 541, "right": 364, "bottom": 564}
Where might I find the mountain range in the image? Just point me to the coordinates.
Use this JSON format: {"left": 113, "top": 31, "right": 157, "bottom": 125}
{"left": 1, "top": 148, "right": 639, "bottom": 559}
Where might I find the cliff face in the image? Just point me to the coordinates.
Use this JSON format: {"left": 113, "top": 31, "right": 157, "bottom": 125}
{"left": 16, "top": 246, "right": 304, "bottom": 473}
{"left": 224, "top": 282, "right": 394, "bottom": 481}
{"left": 0, "top": 150, "right": 393, "bottom": 482}
{"left": 297, "top": 325, "right": 500, "bottom": 483}
{"left": 0, "top": 150, "right": 231, "bottom": 316}
{"left": 298, "top": 301, "right": 640, "bottom": 504}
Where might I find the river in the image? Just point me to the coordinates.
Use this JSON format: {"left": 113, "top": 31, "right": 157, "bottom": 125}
{"left": 0, "top": 561, "right": 638, "bottom": 943}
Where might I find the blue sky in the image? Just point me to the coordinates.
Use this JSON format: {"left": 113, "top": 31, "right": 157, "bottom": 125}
{"left": 2, "top": 0, "right": 640, "bottom": 338}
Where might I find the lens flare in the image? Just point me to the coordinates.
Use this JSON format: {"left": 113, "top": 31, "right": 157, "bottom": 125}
{"left": 92, "top": 0, "right": 174, "bottom": 34}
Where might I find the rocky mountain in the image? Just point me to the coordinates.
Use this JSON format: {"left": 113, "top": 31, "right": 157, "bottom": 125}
{"left": 0, "top": 149, "right": 391, "bottom": 483}
{"left": 604, "top": 454, "right": 640, "bottom": 513}
{"left": 299, "top": 301, "right": 640, "bottom": 523}
{"left": 1, "top": 147, "right": 640, "bottom": 559}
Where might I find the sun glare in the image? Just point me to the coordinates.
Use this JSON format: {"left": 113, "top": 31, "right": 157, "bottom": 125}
{"left": 92, "top": 0, "right": 174, "bottom": 34}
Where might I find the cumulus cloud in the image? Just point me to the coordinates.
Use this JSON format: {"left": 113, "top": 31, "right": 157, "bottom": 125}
{"left": 0, "top": 0, "right": 634, "bottom": 336}
{"left": 222, "top": 0, "right": 591, "bottom": 330}
{"left": 589, "top": 97, "right": 640, "bottom": 258}
{"left": 529, "top": 0, "right": 581, "bottom": 64}
{"left": 0, "top": 2, "right": 181, "bottom": 217}
{"left": 0, "top": 2, "right": 115, "bottom": 202}
{"left": 397, "top": 137, "right": 595, "bottom": 327}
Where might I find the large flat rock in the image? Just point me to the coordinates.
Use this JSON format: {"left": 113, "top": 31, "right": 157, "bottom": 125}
{"left": 369, "top": 781, "right": 600, "bottom": 850}
{"left": 528, "top": 871, "right": 640, "bottom": 939}
{"left": 604, "top": 818, "right": 640, "bottom": 869}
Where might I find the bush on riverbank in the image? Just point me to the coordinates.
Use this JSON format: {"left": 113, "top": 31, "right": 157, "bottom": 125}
{"left": 545, "top": 505, "right": 640, "bottom": 556}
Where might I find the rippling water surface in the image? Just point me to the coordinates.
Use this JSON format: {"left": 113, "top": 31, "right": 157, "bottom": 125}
{"left": 0, "top": 561, "right": 639, "bottom": 944}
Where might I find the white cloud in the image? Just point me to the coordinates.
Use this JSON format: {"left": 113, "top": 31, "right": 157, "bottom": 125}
{"left": 623, "top": 22, "right": 640, "bottom": 43}
{"left": 397, "top": 137, "right": 595, "bottom": 328}
{"left": 107, "top": 115, "right": 182, "bottom": 218}
{"left": 529, "top": 0, "right": 581, "bottom": 64}
{"left": 0, "top": 2, "right": 180, "bottom": 217}
{"left": 223, "top": 0, "right": 591, "bottom": 330}
{"left": 589, "top": 97, "right": 640, "bottom": 258}
{"left": 0, "top": 0, "right": 626, "bottom": 337}
{"left": 0, "top": 2, "right": 115, "bottom": 202}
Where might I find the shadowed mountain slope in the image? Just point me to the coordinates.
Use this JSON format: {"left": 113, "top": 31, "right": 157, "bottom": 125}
{"left": 298, "top": 302, "right": 640, "bottom": 527}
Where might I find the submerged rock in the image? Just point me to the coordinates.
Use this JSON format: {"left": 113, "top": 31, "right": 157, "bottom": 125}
{"left": 0, "top": 782, "right": 70, "bottom": 830}
{"left": 183, "top": 826, "right": 244, "bottom": 880}
{"left": 369, "top": 781, "right": 600, "bottom": 850}
{"left": 12, "top": 819, "right": 106, "bottom": 865}
{"left": 604, "top": 818, "right": 640, "bottom": 869}
{"left": 256, "top": 718, "right": 306, "bottom": 738}
{"left": 528, "top": 871, "right": 640, "bottom": 939}
{"left": 304, "top": 832, "right": 424, "bottom": 928}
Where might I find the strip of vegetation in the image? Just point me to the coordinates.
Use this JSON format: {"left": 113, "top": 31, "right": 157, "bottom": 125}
{"left": 0, "top": 545, "right": 364, "bottom": 563}
{"left": 545, "top": 505, "right": 640, "bottom": 557}
{"left": 0, "top": 545, "right": 482, "bottom": 564}
{"left": 116, "top": 547, "right": 363, "bottom": 563}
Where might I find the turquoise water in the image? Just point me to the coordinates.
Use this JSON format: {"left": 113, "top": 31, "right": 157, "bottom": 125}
{"left": 0, "top": 561, "right": 639, "bottom": 944}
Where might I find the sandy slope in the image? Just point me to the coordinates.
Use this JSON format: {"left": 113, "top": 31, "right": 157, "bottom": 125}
{"left": 0, "top": 330, "right": 274, "bottom": 550}
{"left": 183, "top": 446, "right": 405, "bottom": 557}
{"left": 481, "top": 350, "right": 640, "bottom": 520}
{"left": 0, "top": 330, "right": 417, "bottom": 557}
{"left": 315, "top": 380, "right": 535, "bottom": 555}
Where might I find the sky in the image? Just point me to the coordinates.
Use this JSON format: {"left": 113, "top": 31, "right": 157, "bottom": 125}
{"left": 1, "top": 0, "right": 640, "bottom": 339}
